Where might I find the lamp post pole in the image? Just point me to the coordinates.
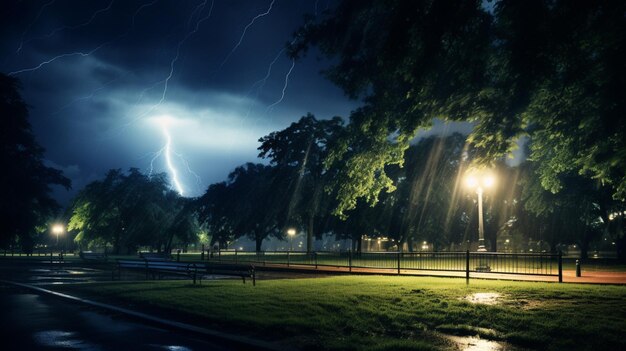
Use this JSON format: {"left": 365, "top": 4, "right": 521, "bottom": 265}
{"left": 477, "top": 187, "right": 486, "bottom": 252}
{"left": 287, "top": 228, "right": 296, "bottom": 252}
{"left": 51, "top": 224, "right": 65, "bottom": 254}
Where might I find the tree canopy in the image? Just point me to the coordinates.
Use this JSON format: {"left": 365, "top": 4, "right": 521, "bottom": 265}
{"left": 0, "top": 73, "right": 70, "bottom": 252}
{"left": 290, "top": 0, "right": 626, "bottom": 216}
{"left": 258, "top": 114, "right": 344, "bottom": 251}
{"left": 67, "top": 168, "right": 196, "bottom": 254}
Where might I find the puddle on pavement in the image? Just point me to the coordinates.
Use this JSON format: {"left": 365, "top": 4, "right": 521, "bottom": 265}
{"left": 464, "top": 292, "right": 501, "bottom": 305}
{"left": 67, "top": 270, "right": 90, "bottom": 275}
{"left": 150, "top": 345, "right": 193, "bottom": 351}
{"left": 33, "top": 330, "right": 102, "bottom": 350}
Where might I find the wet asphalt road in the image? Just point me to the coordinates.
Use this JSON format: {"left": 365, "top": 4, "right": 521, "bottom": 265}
{"left": 0, "top": 261, "right": 233, "bottom": 351}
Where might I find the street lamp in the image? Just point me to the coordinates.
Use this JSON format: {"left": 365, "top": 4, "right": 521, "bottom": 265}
{"left": 51, "top": 224, "right": 64, "bottom": 245}
{"left": 464, "top": 171, "right": 496, "bottom": 252}
{"left": 287, "top": 228, "right": 296, "bottom": 251}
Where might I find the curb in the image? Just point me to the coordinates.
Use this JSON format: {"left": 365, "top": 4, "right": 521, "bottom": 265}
{"left": 0, "top": 280, "right": 288, "bottom": 351}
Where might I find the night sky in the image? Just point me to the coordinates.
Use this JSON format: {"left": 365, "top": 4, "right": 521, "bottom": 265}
{"left": 2, "top": 0, "right": 470, "bottom": 205}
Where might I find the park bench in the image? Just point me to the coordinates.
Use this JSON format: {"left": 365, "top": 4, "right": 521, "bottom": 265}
{"left": 114, "top": 259, "right": 197, "bottom": 282}
{"left": 114, "top": 259, "right": 256, "bottom": 285}
{"left": 79, "top": 251, "right": 107, "bottom": 262}
{"left": 202, "top": 263, "right": 256, "bottom": 286}
{"left": 138, "top": 252, "right": 172, "bottom": 261}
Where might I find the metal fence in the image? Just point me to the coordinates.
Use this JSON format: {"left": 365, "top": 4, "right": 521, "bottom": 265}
{"left": 208, "top": 250, "right": 563, "bottom": 281}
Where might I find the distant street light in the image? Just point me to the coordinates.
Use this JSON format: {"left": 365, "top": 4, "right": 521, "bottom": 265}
{"left": 51, "top": 224, "right": 64, "bottom": 245}
{"left": 287, "top": 228, "right": 296, "bottom": 252}
{"left": 465, "top": 171, "right": 496, "bottom": 252}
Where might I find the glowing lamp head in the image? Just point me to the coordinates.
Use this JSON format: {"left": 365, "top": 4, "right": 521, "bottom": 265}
{"left": 465, "top": 170, "right": 496, "bottom": 191}
{"left": 465, "top": 176, "right": 478, "bottom": 189}
{"left": 287, "top": 228, "right": 296, "bottom": 237}
{"left": 482, "top": 175, "right": 495, "bottom": 188}
{"left": 52, "top": 224, "right": 65, "bottom": 235}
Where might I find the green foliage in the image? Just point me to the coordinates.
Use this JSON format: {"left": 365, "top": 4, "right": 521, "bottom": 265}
{"left": 196, "top": 163, "right": 288, "bottom": 251}
{"left": 258, "top": 114, "right": 344, "bottom": 248}
{"left": 291, "top": 0, "right": 626, "bottom": 216}
{"left": 67, "top": 168, "right": 196, "bottom": 253}
{"left": 0, "top": 74, "right": 70, "bottom": 252}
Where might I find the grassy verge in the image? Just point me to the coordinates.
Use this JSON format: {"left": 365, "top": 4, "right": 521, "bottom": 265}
{"left": 52, "top": 276, "right": 626, "bottom": 350}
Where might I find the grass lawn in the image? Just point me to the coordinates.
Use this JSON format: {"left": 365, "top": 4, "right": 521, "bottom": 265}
{"left": 53, "top": 276, "right": 626, "bottom": 351}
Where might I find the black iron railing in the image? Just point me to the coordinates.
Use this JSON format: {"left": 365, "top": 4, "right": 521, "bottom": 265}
{"left": 208, "top": 250, "right": 563, "bottom": 281}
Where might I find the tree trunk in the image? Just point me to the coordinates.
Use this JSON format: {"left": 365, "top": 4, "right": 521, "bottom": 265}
{"left": 616, "top": 236, "right": 626, "bottom": 263}
{"left": 255, "top": 235, "right": 263, "bottom": 252}
{"left": 113, "top": 235, "right": 120, "bottom": 255}
{"left": 487, "top": 230, "right": 497, "bottom": 252}
{"left": 579, "top": 236, "right": 590, "bottom": 260}
{"left": 307, "top": 214, "right": 314, "bottom": 253}
{"left": 549, "top": 240, "right": 558, "bottom": 254}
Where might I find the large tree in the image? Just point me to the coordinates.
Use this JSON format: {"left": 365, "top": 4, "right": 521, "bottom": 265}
{"left": 290, "top": 0, "right": 626, "bottom": 216}
{"left": 0, "top": 73, "right": 70, "bottom": 253}
{"left": 258, "top": 114, "right": 344, "bottom": 252}
{"left": 374, "top": 133, "right": 470, "bottom": 251}
{"left": 197, "top": 163, "right": 289, "bottom": 252}
{"left": 67, "top": 168, "right": 193, "bottom": 254}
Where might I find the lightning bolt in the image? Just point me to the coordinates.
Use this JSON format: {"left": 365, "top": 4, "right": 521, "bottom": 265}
{"left": 241, "top": 47, "right": 285, "bottom": 120}
{"left": 147, "top": 148, "right": 165, "bottom": 178}
{"left": 162, "top": 125, "right": 184, "bottom": 195}
{"left": 120, "top": 0, "right": 214, "bottom": 131}
{"left": 266, "top": 58, "right": 295, "bottom": 112}
{"left": 219, "top": 0, "right": 276, "bottom": 69}
{"left": 16, "top": 0, "right": 57, "bottom": 54}
{"left": 139, "top": 1, "right": 215, "bottom": 195}
{"left": 52, "top": 70, "right": 130, "bottom": 115}
{"left": 173, "top": 150, "right": 203, "bottom": 192}
{"left": 21, "top": 0, "right": 115, "bottom": 49}
{"left": 132, "top": 0, "right": 160, "bottom": 30}
{"left": 8, "top": 41, "right": 110, "bottom": 76}
{"left": 10, "top": 0, "right": 158, "bottom": 78}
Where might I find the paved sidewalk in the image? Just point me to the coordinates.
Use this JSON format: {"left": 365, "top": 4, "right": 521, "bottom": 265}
{"left": 0, "top": 279, "right": 287, "bottom": 351}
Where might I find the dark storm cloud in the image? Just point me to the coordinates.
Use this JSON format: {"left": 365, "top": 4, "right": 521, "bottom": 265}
{"left": 2, "top": 0, "right": 357, "bottom": 205}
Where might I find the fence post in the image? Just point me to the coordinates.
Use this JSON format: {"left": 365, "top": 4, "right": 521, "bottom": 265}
{"left": 287, "top": 251, "right": 290, "bottom": 267}
{"left": 576, "top": 259, "right": 581, "bottom": 277}
{"left": 201, "top": 244, "right": 205, "bottom": 261}
{"left": 465, "top": 250, "right": 470, "bottom": 284}
{"left": 177, "top": 249, "right": 181, "bottom": 262}
{"left": 397, "top": 251, "right": 401, "bottom": 275}
{"left": 558, "top": 251, "right": 563, "bottom": 283}
{"left": 235, "top": 249, "right": 238, "bottom": 264}
{"left": 349, "top": 250, "right": 352, "bottom": 272}
{"left": 315, "top": 252, "right": 318, "bottom": 269}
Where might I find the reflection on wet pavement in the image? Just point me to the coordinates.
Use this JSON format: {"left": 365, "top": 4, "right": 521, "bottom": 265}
{"left": 0, "top": 286, "right": 229, "bottom": 350}
{"left": 34, "top": 330, "right": 102, "bottom": 350}
{"left": 22, "top": 266, "right": 112, "bottom": 285}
